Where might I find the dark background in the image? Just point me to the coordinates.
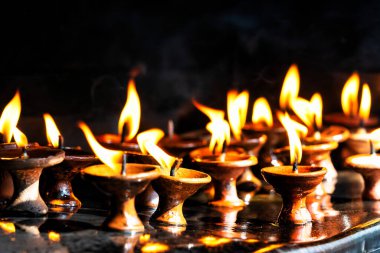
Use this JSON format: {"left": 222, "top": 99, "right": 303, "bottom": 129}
{"left": 1, "top": 1, "right": 380, "bottom": 147}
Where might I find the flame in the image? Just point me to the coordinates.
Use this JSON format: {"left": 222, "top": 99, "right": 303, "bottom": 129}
{"left": 144, "top": 142, "right": 175, "bottom": 176}
{"left": 43, "top": 113, "right": 61, "bottom": 148}
{"left": 0, "top": 221, "right": 15, "bottom": 234}
{"left": 78, "top": 121, "right": 123, "bottom": 171}
{"left": 310, "top": 93, "right": 323, "bottom": 130}
{"left": 118, "top": 79, "right": 141, "bottom": 141}
{"left": 13, "top": 128, "right": 28, "bottom": 148}
{"left": 277, "top": 112, "right": 303, "bottom": 164}
{"left": 279, "top": 64, "right": 300, "bottom": 110}
{"left": 277, "top": 111, "right": 308, "bottom": 139}
{"left": 199, "top": 236, "right": 231, "bottom": 247}
{"left": 193, "top": 99, "right": 230, "bottom": 153}
{"left": 252, "top": 97, "right": 273, "bottom": 128}
{"left": 48, "top": 231, "right": 60, "bottom": 242}
{"left": 137, "top": 129, "right": 165, "bottom": 155}
{"left": 139, "top": 234, "right": 151, "bottom": 244}
{"left": 141, "top": 242, "right": 169, "bottom": 253}
{"left": 0, "top": 91, "right": 21, "bottom": 143}
{"left": 359, "top": 83, "right": 371, "bottom": 121}
{"left": 341, "top": 73, "right": 360, "bottom": 117}
{"left": 227, "top": 90, "right": 249, "bottom": 140}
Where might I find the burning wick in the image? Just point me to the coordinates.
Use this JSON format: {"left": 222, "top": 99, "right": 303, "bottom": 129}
{"left": 359, "top": 119, "right": 365, "bottom": 129}
{"left": 20, "top": 147, "right": 29, "bottom": 159}
{"left": 292, "top": 154, "right": 298, "bottom": 173}
{"left": 168, "top": 120, "right": 174, "bottom": 140}
{"left": 170, "top": 157, "right": 183, "bottom": 177}
{"left": 370, "top": 140, "right": 376, "bottom": 155}
{"left": 58, "top": 135, "right": 64, "bottom": 149}
{"left": 120, "top": 123, "right": 128, "bottom": 144}
{"left": 121, "top": 152, "right": 127, "bottom": 176}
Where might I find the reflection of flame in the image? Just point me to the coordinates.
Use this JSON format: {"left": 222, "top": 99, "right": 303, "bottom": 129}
{"left": 0, "top": 91, "right": 21, "bottom": 143}
{"left": 141, "top": 242, "right": 169, "bottom": 253}
{"left": 199, "top": 236, "right": 231, "bottom": 247}
{"left": 139, "top": 234, "right": 151, "bottom": 244}
{"left": 359, "top": 83, "right": 371, "bottom": 121}
{"left": 279, "top": 64, "right": 300, "bottom": 110}
{"left": 193, "top": 100, "right": 230, "bottom": 153}
{"left": 278, "top": 112, "right": 303, "bottom": 164}
{"left": 227, "top": 90, "right": 249, "bottom": 140}
{"left": 341, "top": 73, "right": 359, "bottom": 117}
{"left": 43, "top": 113, "right": 61, "bottom": 148}
{"left": 252, "top": 97, "right": 273, "bottom": 128}
{"left": 254, "top": 244, "right": 285, "bottom": 253}
{"left": 13, "top": 127, "right": 28, "bottom": 148}
{"left": 144, "top": 142, "right": 175, "bottom": 176}
{"left": 78, "top": 121, "right": 123, "bottom": 171}
{"left": 137, "top": 129, "right": 164, "bottom": 155}
{"left": 48, "top": 231, "right": 60, "bottom": 242}
{"left": 0, "top": 221, "right": 15, "bottom": 234}
{"left": 118, "top": 80, "right": 141, "bottom": 141}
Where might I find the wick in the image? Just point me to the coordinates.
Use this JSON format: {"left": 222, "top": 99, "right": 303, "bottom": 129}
{"left": 121, "top": 152, "right": 127, "bottom": 176}
{"left": 20, "top": 147, "right": 29, "bottom": 159}
{"left": 170, "top": 157, "right": 183, "bottom": 177}
{"left": 120, "top": 123, "right": 128, "bottom": 144}
{"left": 359, "top": 118, "right": 365, "bottom": 129}
{"left": 370, "top": 140, "right": 376, "bottom": 155}
{"left": 292, "top": 154, "right": 298, "bottom": 173}
{"left": 168, "top": 119, "right": 174, "bottom": 140}
{"left": 58, "top": 135, "right": 64, "bottom": 149}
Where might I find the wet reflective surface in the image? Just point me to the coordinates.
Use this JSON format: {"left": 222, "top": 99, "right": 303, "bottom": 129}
{"left": 1, "top": 171, "right": 380, "bottom": 252}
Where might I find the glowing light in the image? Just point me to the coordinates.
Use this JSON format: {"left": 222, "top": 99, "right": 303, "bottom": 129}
{"left": 139, "top": 234, "right": 151, "bottom": 244}
{"left": 141, "top": 242, "right": 169, "bottom": 253}
{"left": 252, "top": 97, "right": 273, "bottom": 128}
{"left": 227, "top": 90, "right": 249, "bottom": 140}
{"left": 78, "top": 121, "right": 123, "bottom": 171}
{"left": 310, "top": 93, "right": 323, "bottom": 130}
{"left": 118, "top": 79, "right": 141, "bottom": 141}
{"left": 291, "top": 93, "right": 323, "bottom": 131}
{"left": 199, "top": 236, "right": 231, "bottom": 247}
{"left": 144, "top": 142, "right": 175, "bottom": 176}
{"left": 0, "top": 221, "right": 15, "bottom": 234}
{"left": 279, "top": 64, "right": 300, "bottom": 110}
{"left": 13, "top": 127, "right": 28, "bottom": 148}
{"left": 341, "top": 72, "right": 360, "bottom": 117}
{"left": 48, "top": 231, "right": 60, "bottom": 242}
{"left": 137, "top": 128, "right": 165, "bottom": 155}
{"left": 0, "top": 91, "right": 21, "bottom": 143}
{"left": 359, "top": 83, "right": 371, "bottom": 121}
{"left": 43, "top": 113, "right": 61, "bottom": 148}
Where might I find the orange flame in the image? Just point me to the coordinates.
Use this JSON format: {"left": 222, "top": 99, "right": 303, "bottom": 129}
{"left": 144, "top": 142, "right": 175, "bottom": 176}
{"left": 279, "top": 64, "right": 300, "bottom": 110}
{"left": 341, "top": 72, "right": 360, "bottom": 117}
{"left": 43, "top": 113, "right": 61, "bottom": 148}
{"left": 359, "top": 83, "right": 371, "bottom": 121}
{"left": 13, "top": 127, "right": 28, "bottom": 148}
{"left": 48, "top": 231, "right": 60, "bottom": 242}
{"left": 277, "top": 112, "right": 303, "bottom": 164}
{"left": 310, "top": 93, "right": 323, "bottom": 130}
{"left": 141, "top": 242, "right": 169, "bottom": 253}
{"left": 118, "top": 79, "right": 141, "bottom": 141}
{"left": 0, "top": 221, "right": 15, "bottom": 234}
{"left": 137, "top": 128, "right": 165, "bottom": 155}
{"left": 227, "top": 90, "right": 249, "bottom": 140}
{"left": 291, "top": 93, "right": 323, "bottom": 130}
{"left": 78, "top": 121, "right": 123, "bottom": 171}
{"left": 0, "top": 91, "right": 21, "bottom": 143}
{"left": 252, "top": 97, "right": 273, "bottom": 128}
{"left": 193, "top": 100, "right": 230, "bottom": 153}
{"left": 199, "top": 236, "right": 231, "bottom": 247}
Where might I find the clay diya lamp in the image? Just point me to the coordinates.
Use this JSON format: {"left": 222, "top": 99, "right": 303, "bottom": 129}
{"left": 342, "top": 128, "right": 380, "bottom": 162}
{"left": 83, "top": 163, "right": 160, "bottom": 232}
{"left": 0, "top": 143, "right": 17, "bottom": 208}
{"left": 150, "top": 168, "right": 211, "bottom": 226}
{"left": 0, "top": 147, "right": 65, "bottom": 215}
{"left": 190, "top": 147, "right": 257, "bottom": 207}
{"left": 262, "top": 166, "right": 326, "bottom": 225}
{"left": 345, "top": 152, "right": 380, "bottom": 200}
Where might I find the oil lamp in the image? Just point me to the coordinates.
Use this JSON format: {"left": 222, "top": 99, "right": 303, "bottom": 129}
{"left": 41, "top": 113, "right": 98, "bottom": 211}
{"left": 324, "top": 73, "right": 378, "bottom": 129}
{"left": 190, "top": 106, "right": 257, "bottom": 207}
{"left": 79, "top": 122, "right": 160, "bottom": 232}
{"left": 141, "top": 141, "right": 211, "bottom": 226}
{"left": 0, "top": 92, "right": 65, "bottom": 215}
{"left": 96, "top": 79, "right": 141, "bottom": 152}
{"left": 261, "top": 113, "right": 326, "bottom": 225}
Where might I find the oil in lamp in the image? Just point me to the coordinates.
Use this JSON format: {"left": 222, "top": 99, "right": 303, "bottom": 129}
{"left": 262, "top": 113, "right": 327, "bottom": 225}
{"left": 190, "top": 106, "right": 257, "bottom": 207}
{"left": 324, "top": 73, "right": 378, "bottom": 129}
{"left": 79, "top": 122, "right": 160, "bottom": 232}
{"left": 141, "top": 141, "right": 211, "bottom": 226}
{"left": 345, "top": 139, "right": 380, "bottom": 200}
{"left": 96, "top": 79, "right": 141, "bottom": 152}
{"left": 41, "top": 113, "right": 98, "bottom": 211}
{"left": 0, "top": 92, "right": 65, "bottom": 215}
